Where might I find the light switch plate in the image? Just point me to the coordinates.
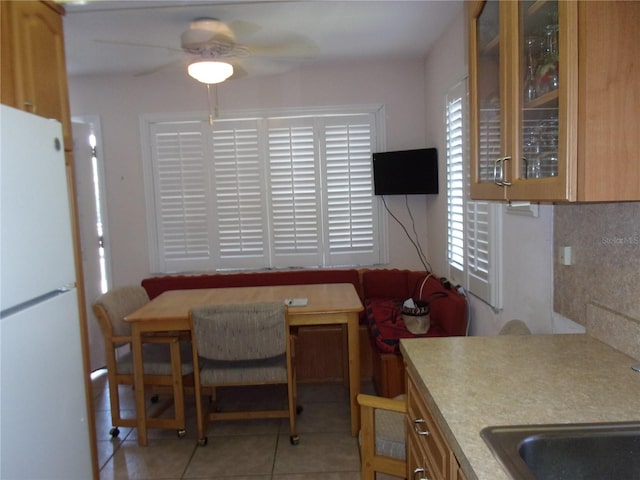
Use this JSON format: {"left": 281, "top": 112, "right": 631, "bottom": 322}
{"left": 558, "top": 246, "right": 573, "bottom": 266}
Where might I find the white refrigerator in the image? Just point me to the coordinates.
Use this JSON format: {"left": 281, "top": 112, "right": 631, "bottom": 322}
{"left": 0, "top": 105, "right": 93, "bottom": 479}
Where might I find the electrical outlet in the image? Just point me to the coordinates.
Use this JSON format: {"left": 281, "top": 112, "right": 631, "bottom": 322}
{"left": 558, "top": 246, "right": 573, "bottom": 266}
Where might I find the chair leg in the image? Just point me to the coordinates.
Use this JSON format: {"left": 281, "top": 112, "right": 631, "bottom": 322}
{"left": 169, "top": 340, "right": 186, "bottom": 438}
{"left": 360, "top": 403, "right": 376, "bottom": 480}
{"left": 192, "top": 350, "right": 208, "bottom": 445}
{"left": 287, "top": 334, "right": 300, "bottom": 445}
{"left": 108, "top": 380, "right": 122, "bottom": 429}
{"left": 286, "top": 338, "right": 299, "bottom": 445}
{"left": 287, "top": 380, "right": 298, "bottom": 445}
{"left": 106, "top": 383, "right": 121, "bottom": 438}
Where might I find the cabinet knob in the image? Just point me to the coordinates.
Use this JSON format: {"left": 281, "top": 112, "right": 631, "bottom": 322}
{"left": 23, "top": 101, "right": 36, "bottom": 114}
{"left": 493, "top": 156, "right": 512, "bottom": 186}
{"left": 502, "top": 156, "right": 512, "bottom": 186}
{"left": 412, "top": 466, "right": 431, "bottom": 480}
{"left": 493, "top": 158, "right": 503, "bottom": 186}
{"left": 413, "top": 418, "right": 430, "bottom": 436}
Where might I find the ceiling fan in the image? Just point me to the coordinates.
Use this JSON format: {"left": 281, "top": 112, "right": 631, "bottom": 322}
{"left": 97, "top": 16, "right": 318, "bottom": 83}
{"left": 181, "top": 18, "right": 250, "bottom": 83}
{"left": 95, "top": 15, "right": 318, "bottom": 124}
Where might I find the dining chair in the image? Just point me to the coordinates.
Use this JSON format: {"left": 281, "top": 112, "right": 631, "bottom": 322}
{"left": 357, "top": 393, "right": 407, "bottom": 480}
{"left": 189, "top": 302, "right": 299, "bottom": 446}
{"left": 93, "top": 285, "right": 193, "bottom": 438}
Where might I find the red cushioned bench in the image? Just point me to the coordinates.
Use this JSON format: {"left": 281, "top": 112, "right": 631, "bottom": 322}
{"left": 361, "top": 269, "right": 468, "bottom": 397}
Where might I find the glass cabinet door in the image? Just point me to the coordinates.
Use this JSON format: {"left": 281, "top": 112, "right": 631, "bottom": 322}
{"left": 516, "top": 0, "right": 559, "bottom": 182}
{"left": 470, "top": 0, "right": 505, "bottom": 199}
{"left": 470, "top": 0, "right": 574, "bottom": 201}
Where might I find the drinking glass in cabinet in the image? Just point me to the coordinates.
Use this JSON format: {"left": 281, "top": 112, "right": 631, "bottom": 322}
{"left": 522, "top": 114, "right": 558, "bottom": 179}
{"left": 523, "top": 36, "right": 539, "bottom": 102}
{"left": 535, "top": 24, "right": 559, "bottom": 96}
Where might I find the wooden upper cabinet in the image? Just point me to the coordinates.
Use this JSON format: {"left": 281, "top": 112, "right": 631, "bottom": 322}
{"left": 1, "top": 1, "right": 72, "bottom": 151}
{"left": 468, "top": 0, "right": 507, "bottom": 201}
{"left": 469, "top": 1, "right": 640, "bottom": 202}
{"left": 576, "top": 2, "right": 640, "bottom": 202}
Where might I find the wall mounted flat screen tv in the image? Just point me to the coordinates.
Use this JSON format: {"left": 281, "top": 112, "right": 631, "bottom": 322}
{"left": 372, "top": 148, "right": 438, "bottom": 195}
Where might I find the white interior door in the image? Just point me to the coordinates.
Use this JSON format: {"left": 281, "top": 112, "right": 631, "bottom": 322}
{"left": 72, "top": 120, "right": 112, "bottom": 371}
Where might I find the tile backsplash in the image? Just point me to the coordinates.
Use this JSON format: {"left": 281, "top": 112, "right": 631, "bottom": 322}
{"left": 586, "top": 302, "right": 640, "bottom": 360}
{"left": 554, "top": 202, "right": 640, "bottom": 357}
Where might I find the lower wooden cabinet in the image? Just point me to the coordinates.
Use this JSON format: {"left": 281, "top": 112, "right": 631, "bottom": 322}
{"left": 295, "top": 325, "right": 372, "bottom": 383}
{"left": 406, "top": 370, "right": 467, "bottom": 480}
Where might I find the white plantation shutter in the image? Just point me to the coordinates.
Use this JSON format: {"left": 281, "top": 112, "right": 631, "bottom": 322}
{"left": 466, "top": 200, "right": 502, "bottom": 309}
{"left": 322, "top": 115, "right": 378, "bottom": 265}
{"left": 211, "top": 119, "right": 268, "bottom": 269}
{"left": 446, "top": 93, "right": 465, "bottom": 276}
{"left": 142, "top": 106, "right": 383, "bottom": 273}
{"left": 267, "top": 119, "right": 321, "bottom": 267}
{"left": 148, "top": 120, "right": 214, "bottom": 272}
{"left": 445, "top": 81, "right": 502, "bottom": 310}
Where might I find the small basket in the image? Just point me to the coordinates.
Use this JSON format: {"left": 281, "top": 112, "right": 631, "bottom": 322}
{"left": 401, "top": 300, "right": 431, "bottom": 334}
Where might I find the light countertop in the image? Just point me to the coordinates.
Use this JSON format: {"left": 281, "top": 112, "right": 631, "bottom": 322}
{"left": 400, "top": 334, "right": 640, "bottom": 480}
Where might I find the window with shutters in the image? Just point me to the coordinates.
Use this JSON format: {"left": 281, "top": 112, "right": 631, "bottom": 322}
{"left": 267, "top": 118, "right": 321, "bottom": 267}
{"left": 211, "top": 119, "right": 266, "bottom": 270}
{"left": 446, "top": 81, "right": 502, "bottom": 310}
{"left": 447, "top": 91, "right": 465, "bottom": 275}
{"left": 322, "top": 118, "right": 380, "bottom": 266}
{"left": 141, "top": 106, "right": 383, "bottom": 273}
{"left": 147, "top": 120, "right": 213, "bottom": 273}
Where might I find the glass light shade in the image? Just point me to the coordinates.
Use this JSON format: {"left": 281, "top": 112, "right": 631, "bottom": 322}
{"left": 187, "top": 60, "right": 233, "bottom": 84}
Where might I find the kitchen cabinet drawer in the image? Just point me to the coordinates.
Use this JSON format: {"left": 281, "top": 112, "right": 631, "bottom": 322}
{"left": 406, "top": 420, "right": 434, "bottom": 480}
{"left": 406, "top": 368, "right": 469, "bottom": 480}
{"left": 407, "top": 383, "right": 449, "bottom": 479}
{"left": 451, "top": 456, "right": 468, "bottom": 480}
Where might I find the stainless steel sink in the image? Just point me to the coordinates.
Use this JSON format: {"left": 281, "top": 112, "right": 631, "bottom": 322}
{"left": 480, "top": 422, "right": 640, "bottom": 479}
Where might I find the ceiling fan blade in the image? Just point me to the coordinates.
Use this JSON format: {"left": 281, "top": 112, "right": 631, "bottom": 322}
{"left": 246, "top": 43, "right": 320, "bottom": 58}
{"left": 229, "top": 62, "right": 248, "bottom": 80}
{"left": 95, "top": 39, "right": 182, "bottom": 53}
{"left": 227, "top": 20, "right": 262, "bottom": 39}
{"left": 133, "top": 59, "right": 185, "bottom": 77}
{"left": 181, "top": 28, "right": 218, "bottom": 47}
{"left": 246, "top": 36, "right": 319, "bottom": 58}
{"left": 232, "top": 56, "right": 295, "bottom": 78}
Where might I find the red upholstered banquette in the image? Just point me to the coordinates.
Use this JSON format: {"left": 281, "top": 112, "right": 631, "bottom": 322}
{"left": 140, "top": 268, "right": 468, "bottom": 397}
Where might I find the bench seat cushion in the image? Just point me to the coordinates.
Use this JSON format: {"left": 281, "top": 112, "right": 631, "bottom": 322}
{"left": 142, "top": 269, "right": 361, "bottom": 300}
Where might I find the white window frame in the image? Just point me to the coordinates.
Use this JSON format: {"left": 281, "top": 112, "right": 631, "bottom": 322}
{"left": 140, "top": 105, "right": 386, "bottom": 273}
{"left": 446, "top": 80, "right": 503, "bottom": 310}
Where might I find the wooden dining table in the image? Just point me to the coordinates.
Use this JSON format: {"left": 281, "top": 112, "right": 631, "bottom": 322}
{"left": 125, "top": 282, "right": 364, "bottom": 445}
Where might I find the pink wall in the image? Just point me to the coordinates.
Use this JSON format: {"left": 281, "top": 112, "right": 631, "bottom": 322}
{"left": 68, "top": 59, "right": 432, "bottom": 286}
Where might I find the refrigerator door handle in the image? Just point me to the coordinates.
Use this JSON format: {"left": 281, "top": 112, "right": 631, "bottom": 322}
{"left": 0, "top": 286, "right": 74, "bottom": 319}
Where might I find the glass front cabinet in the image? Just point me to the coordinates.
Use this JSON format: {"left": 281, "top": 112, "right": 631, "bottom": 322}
{"left": 468, "top": 1, "right": 640, "bottom": 202}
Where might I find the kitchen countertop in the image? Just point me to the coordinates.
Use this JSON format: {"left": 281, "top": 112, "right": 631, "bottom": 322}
{"left": 400, "top": 334, "right": 640, "bottom": 480}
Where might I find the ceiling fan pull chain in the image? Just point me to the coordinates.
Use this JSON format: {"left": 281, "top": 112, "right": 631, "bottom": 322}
{"left": 206, "top": 83, "right": 218, "bottom": 126}
{"left": 214, "top": 85, "right": 219, "bottom": 119}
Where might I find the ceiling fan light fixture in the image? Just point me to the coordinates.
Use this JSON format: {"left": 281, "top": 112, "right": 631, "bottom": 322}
{"left": 188, "top": 60, "right": 233, "bottom": 84}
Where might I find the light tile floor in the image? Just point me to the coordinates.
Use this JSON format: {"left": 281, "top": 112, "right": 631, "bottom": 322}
{"left": 91, "top": 370, "right": 386, "bottom": 479}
